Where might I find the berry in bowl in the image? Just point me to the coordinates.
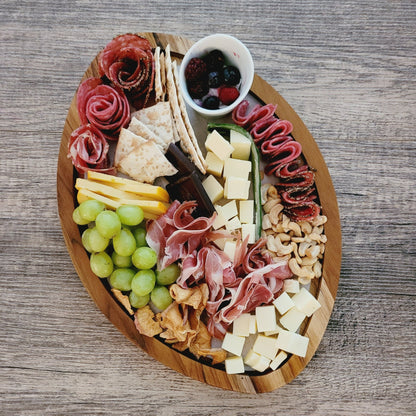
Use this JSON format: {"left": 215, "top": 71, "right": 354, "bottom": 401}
{"left": 179, "top": 34, "right": 254, "bottom": 118}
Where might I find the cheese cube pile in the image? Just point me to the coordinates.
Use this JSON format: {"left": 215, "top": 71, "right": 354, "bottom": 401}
{"left": 202, "top": 130, "right": 256, "bottom": 254}
{"left": 222, "top": 285, "right": 321, "bottom": 374}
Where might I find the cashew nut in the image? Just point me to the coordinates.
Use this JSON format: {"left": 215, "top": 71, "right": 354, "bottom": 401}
{"left": 289, "top": 258, "right": 315, "bottom": 280}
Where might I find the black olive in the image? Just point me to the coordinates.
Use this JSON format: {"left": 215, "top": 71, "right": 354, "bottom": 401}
{"left": 202, "top": 95, "right": 220, "bottom": 110}
{"left": 223, "top": 65, "right": 241, "bottom": 86}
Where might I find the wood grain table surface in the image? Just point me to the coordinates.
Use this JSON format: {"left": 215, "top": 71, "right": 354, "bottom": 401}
{"left": 1, "top": 1, "right": 415, "bottom": 415}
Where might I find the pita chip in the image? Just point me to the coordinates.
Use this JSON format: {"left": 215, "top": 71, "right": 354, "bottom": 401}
{"left": 128, "top": 117, "right": 167, "bottom": 152}
{"left": 118, "top": 140, "right": 177, "bottom": 183}
{"left": 172, "top": 60, "right": 206, "bottom": 172}
{"left": 114, "top": 128, "right": 146, "bottom": 167}
{"left": 154, "top": 46, "right": 163, "bottom": 102}
{"left": 165, "top": 45, "right": 206, "bottom": 174}
{"left": 131, "top": 101, "right": 175, "bottom": 151}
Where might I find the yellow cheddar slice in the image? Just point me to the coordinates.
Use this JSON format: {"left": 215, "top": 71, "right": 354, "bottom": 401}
{"left": 75, "top": 178, "right": 149, "bottom": 201}
{"left": 76, "top": 189, "right": 164, "bottom": 220}
{"left": 86, "top": 171, "right": 170, "bottom": 202}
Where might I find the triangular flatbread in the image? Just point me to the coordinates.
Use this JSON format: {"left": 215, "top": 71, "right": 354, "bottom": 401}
{"left": 131, "top": 101, "right": 175, "bottom": 151}
{"left": 118, "top": 140, "right": 178, "bottom": 183}
{"left": 172, "top": 60, "right": 206, "bottom": 171}
{"left": 114, "top": 128, "right": 146, "bottom": 167}
{"left": 165, "top": 45, "right": 206, "bottom": 174}
{"left": 154, "top": 47, "right": 163, "bottom": 102}
{"left": 128, "top": 117, "right": 167, "bottom": 152}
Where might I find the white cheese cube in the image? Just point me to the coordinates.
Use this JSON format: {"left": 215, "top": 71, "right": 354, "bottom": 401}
{"left": 283, "top": 279, "right": 300, "bottom": 294}
{"left": 213, "top": 237, "right": 231, "bottom": 251}
{"left": 279, "top": 308, "right": 306, "bottom": 332}
{"left": 217, "top": 200, "right": 238, "bottom": 221}
{"left": 276, "top": 330, "right": 309, "bottom": 357}
{"left": 252, "top": 334, "right": 279, "bottom": 360}
{"left": 222, "top": 332, "right": 246, "bottom": 356}
{"left": 255, "top": 305, "right": 277, "bottom": 333}
{"left": 244, "top": 349, "right": 262, "bottom": 368}
{"left": 230, "top": 129, "right": 251, "bottom": 160}
{"left": 202, "top": 175, "right": 223, "bottom": 204}
{"left": 212, "top": 210, "right": 227, "bottom": 230}
{"left": 273, "top": 291, "right": 295, "bottom": 315}
{"left": 232, "top": 313, "right": 251, "bottom": 337}
{"left": 269, "top": 350, "right": 288, "bottom": 370}
{"left": 225, "top": 356, "right": 245, "bottom": 374}
{"left": 239, "top": 200, "right": 254, "bottom": 224}
{"left": 291, "top": 287, "right": 321, "bottom": 317}
{"left": 225, "top": 216, "right": 242, "bottom": 231}
{"left": 241, "top": 223, "right": 256, "bottom": 244}
{"left": 224, "top": 177, "right": 250, "bottom": 200}
{"left": 250, "top": 354, "right": 271, "bottom": 372}
{"left": 264, "top": 323, "right": 284, "bottom": 336}
{"left": 223, "top": 158, "right": 252, "bottom": 180}
{"left": 249, "top": 314, "right": 257, "bottom": 334}
{"left": 223, "top": 240, "right": 237, "bottom": 262}
{"left": 205, "top": 130, "right": 234, "bottom": 161}
{"left": 205, "top": 151, "right": 224, "bottom": 177}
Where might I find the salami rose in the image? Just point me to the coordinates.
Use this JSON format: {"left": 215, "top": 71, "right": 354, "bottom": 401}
{"left": 68, "top": 124, "right": 116, "bottom": 175}
{"left": 77, "top": 77, "right": 130, "bottom": 141}
{"left": 98, "top": 34, "right": 154, "bottom": 107}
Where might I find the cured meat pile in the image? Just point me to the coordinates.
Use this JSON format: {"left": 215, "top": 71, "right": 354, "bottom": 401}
{"left": 98, "top": 33, "right": 154, "bottom": 108}
{"left": 77, "top": 78, "right": 130, "bottom": 141}
{"left": 146, "top": 201, "right": 292, "bottom": 339}
{"left": 68, "top": 124, "right": 116, "bottom": 175}
{"left": 68, "top": 34, "right": 155, "bottom": 174}
{"left": 232, "top": 100, "right": 320, "bottom": 221}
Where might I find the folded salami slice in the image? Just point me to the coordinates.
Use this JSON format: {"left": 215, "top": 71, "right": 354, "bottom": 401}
{"left": 264, "top": 141, "right": 303, "bottom": 176}
{"left": 68, "top": 124, "right": 115, "bottom": 175}
{"left": 77, "top": 77, "right": 130, "bottom": 141}
{"left": 98, "top": 34, "right": 154, "bottom": 108}
{"left": 283, "top": 201, "right": 321, "bottom": 222}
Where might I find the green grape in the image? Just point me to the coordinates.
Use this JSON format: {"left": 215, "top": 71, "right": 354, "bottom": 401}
{"left": 88, "top": 226, "right": 110, "bottom": 252}
{"left": 132, "top": 247, "right": 157, "bottom": 270}
{"left": 111, "top": 251, "right": 132, "bottom": 268}
{"left": 78, "top": 199, "right": 105, "bottom": 222}
{"left": 90, "top": 252, "right": 113, "bottom": 278}
{"left": 151, "top": 286, "right": 173, "bottom": 310}
{"left": 96, "top": 210, "right": 121, "bottom": 239}
{"left": 116, "top": 205, "right": 144, "bottom": 226}
{"left": 109, "top": 268, "right": 135, "bottom": 291}
{"left": 131, "top": 270, "right": 156, "bottom": 296}
{"left": 112, "top": 228, "right": 136, "bottom": 257}
{"left": 156, "top": 263, "right": 181, "bottom": 286}
{"left": 132, "top": 227, "right": 147, "bottom": 248}
{"left": 81, "top": 228, "right": 93, "bottom": 253}
{"left": 72, "top": 207, "right": 90, "bottom": 225}
{"left": 129, "top": 291, "right": 150, "bottom": 309}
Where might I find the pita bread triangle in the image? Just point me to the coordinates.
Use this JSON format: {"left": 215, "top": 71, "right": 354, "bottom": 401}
{"left": 131, "top": 101, "right": 175, "bottom": 151}
{"left": 118, "top": 140, "right": 177, "bottom": 183}
{"left": 114, "top": 128, "right": 146, "bottom": 167}
{"left": 164, "top": 45, "right": 206, "bottom": 174}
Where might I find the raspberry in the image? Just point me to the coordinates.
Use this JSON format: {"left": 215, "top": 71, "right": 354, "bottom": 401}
{"left": 219, "top": 86, "right": 240, "bottom": 105}
{"left": 185, "top": 58, "right": 207, "bottom": 82}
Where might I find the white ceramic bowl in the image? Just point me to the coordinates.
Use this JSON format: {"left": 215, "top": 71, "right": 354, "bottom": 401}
{"left": 179, "top": 34, "right": 254, "bottom": 118}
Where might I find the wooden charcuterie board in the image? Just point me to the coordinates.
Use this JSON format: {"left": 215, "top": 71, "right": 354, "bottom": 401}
{"left": 57, "top": 32, "right": 342, "bottom": 393}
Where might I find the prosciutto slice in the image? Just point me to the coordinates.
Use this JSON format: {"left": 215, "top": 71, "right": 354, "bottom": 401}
{"left": 77, "top": 77, "right": 130, "bottom": 141}
{"left": 146, "top": 201, "right": 216, "bottom": 270}
{"left": 98, "top": 34, "right": 154, "bottom": 108}
{"left": 67, "top": 124, "right": 115, "bottom": 175}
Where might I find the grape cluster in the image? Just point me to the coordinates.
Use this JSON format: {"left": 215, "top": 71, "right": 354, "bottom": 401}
{"left": 72, "top": 200, "right": 180, "bottom": 311}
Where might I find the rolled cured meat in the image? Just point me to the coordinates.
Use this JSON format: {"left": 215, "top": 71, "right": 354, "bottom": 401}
{"left": 77, "top": 77, "right": 130, "bottom": 141}
{"left": 68, "top": 124, "right": 115, "bottom": 175}
{"left": 98, "top": 34, "right": 154, "bottom": 107}
{"left": 264, "top": 141, "right": 303, "bottom": 176}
